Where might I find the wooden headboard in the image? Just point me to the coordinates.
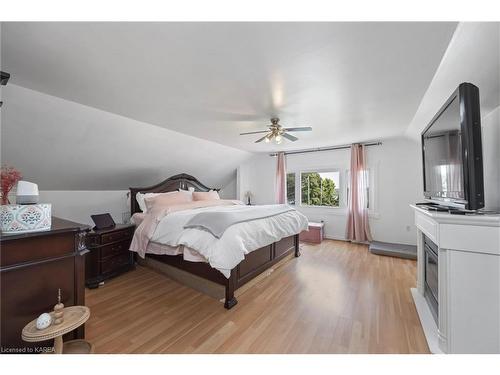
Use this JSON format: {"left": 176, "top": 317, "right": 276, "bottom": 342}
{"left": 129, "top": 173, "right": 220, "bottom": 215}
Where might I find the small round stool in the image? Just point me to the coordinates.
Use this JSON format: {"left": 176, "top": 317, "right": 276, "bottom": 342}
{"left": 22, "top": 306, "right": 93, "bottom": 354}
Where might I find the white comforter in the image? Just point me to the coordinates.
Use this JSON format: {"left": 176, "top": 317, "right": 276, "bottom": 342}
{"left": 145, "top": 204, "right": 308, "bottom": 278}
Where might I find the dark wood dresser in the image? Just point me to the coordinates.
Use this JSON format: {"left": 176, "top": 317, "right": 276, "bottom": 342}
{"left": 85, "top": 224, "right": 135, "bottom": 289}
{"left": 0, "top": 217, "right": 88, "bottom": 353}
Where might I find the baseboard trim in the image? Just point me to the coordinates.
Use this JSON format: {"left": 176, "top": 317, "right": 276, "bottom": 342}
{"left": 323, "top": 235, "right": 347, "bottom": 241}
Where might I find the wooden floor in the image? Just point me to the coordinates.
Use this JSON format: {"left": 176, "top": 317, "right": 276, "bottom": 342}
{"left": 85, "top": 240, "right": 429, "bottom": 354}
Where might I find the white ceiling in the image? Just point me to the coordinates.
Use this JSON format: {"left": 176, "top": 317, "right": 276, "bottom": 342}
{"left": 1, "top": 22, "right": 457, "bottom": 152}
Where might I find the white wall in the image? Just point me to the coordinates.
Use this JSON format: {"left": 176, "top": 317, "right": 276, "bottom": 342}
{"left": 238, "top": 154, "right": 277, "bottom": 205}
{"left": 482, "top": 106, "right": 500, "bottom": 210}
{"left": 31, "top": 170, "right": 239, "bottom": 226}
{"left": 219, "top": 176, "right": 237, "bottom": 200}
{"left": 36, "top": 191, "right": 128, "bottom": 226}
{"left": 238, "top": 136, "right": 421, "bottom": 245}
{"left": 30, "top": 174, "right": 239, "bottom": 226}
{"left": 367, "top": 138, "right": 422, "bottom": 244}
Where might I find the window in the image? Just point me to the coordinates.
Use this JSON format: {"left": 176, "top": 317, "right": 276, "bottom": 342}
{"left": 346, "top": 169, "right": 371, "bottom": 209}
{"left": 300, "top": 171, "right": 340, "bottom": 207}
{"left": 286, "top": 172, "right": 295, "bottom": 205}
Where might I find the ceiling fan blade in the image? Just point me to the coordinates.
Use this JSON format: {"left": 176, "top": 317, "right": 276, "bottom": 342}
{"left": 283, "top": 127, "right": 312, "bottom": 132}
{"left": 255, "top": 134, "right": 270, "bottom": 143}
{"left": 240, "top": 130, "right": 270, "bottom": 135}
{"left": 282, "top": 133, "right": 298, "bottom": 142}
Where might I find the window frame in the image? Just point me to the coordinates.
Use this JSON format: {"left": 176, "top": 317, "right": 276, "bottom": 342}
{"left": 345, "top": 163, "right": 379, "bottom": 217}
{"left": 296, "top": 168, "right": 344, "bottom": 209}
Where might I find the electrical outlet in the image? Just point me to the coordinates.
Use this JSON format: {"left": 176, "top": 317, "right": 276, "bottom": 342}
{"left": 406, "top": 225, "right": 411, "bottom": 232}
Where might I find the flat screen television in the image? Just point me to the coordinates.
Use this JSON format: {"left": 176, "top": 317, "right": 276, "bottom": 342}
{"left": 421, "top": 82, "right": 484, "bottom": 210}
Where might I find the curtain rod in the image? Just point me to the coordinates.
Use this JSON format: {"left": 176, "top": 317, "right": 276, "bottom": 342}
{"left": 268, "top": 141, "right": 382, "bottom": 157}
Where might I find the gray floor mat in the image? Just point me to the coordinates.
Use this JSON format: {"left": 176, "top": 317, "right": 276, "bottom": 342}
{"left": 369, "top": 241, "right": 417, "bottom": 260}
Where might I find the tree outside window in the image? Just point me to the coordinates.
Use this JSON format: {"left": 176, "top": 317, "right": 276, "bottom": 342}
{"left": 300, "top": 171, "right": 340, "bottom": 207}
{"left": 286, "top": 173, "right": 295, "bottom": 205}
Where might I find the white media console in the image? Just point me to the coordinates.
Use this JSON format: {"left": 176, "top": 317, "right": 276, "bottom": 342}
{"left": 410, "top": 205, "right": 500, "bottom": 354}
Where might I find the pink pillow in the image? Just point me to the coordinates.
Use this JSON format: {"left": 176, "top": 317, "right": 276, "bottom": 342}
{"left": 145, "top": 191, "right": 193, "bottom": 211}
{"left": 193, "top": 191, "right": 220, "bottom": 201}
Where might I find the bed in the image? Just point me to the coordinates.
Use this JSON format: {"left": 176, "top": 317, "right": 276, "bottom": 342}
{"left": 129, "top": 173, "right": 306, "bottom": 309}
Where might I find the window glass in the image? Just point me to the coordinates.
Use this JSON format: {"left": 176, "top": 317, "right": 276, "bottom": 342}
{"left": 346, "top": 169, "right": 371, "bottom": 209}
{"left": 300, "top": 171, "right": 340, "bottom": 207}
{"left": 286, "top": 173, "right": 295, "bottom": 205}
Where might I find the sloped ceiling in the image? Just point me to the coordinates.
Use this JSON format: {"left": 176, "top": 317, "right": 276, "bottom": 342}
{"left": 406, "top": 22, "right": 500, "bottom": 138}
{"left": 0, "top": 22, "right": 458, "bottom": 190}
{"left": 2, "top": 23, "right": 457, "bottom": 148}
{"left": 1, "top": 84, "right": 251, "bottom": 190}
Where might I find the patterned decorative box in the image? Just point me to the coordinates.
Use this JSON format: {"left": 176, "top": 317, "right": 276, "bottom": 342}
{"left": 0, "top": 204, "right": 52, "bottom": 233}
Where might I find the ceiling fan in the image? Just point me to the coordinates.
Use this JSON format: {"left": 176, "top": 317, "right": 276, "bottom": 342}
{"left": 239, "top": 118, "right": 312, "bottom": 144}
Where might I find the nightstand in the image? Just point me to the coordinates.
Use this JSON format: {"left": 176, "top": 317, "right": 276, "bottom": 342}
{"left": 85, "top": 224, "right": 135, "bottom": 288}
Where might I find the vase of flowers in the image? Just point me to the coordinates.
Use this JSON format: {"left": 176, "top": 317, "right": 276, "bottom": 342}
{"left": 1, "top": 166, "right": 22, "bottom": 205}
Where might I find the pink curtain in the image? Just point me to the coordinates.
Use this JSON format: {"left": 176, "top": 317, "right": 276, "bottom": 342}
{"left": 275, "top": 152, "right": 286, "bottom": 204}
{"left": 346, "top": 144, "right": 373, "bottom": 242}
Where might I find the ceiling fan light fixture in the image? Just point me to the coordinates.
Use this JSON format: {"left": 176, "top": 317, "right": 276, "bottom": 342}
{"left": 241, "top": 117, "right": 312, "bottom": 144}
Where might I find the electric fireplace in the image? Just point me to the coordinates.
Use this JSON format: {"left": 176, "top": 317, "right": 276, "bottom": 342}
{"left": 424, "top": 235, "right": 439, "bottom": 324}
